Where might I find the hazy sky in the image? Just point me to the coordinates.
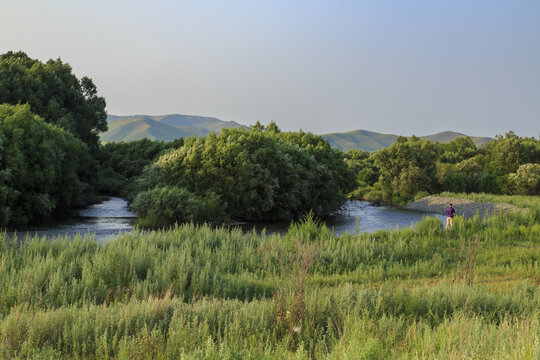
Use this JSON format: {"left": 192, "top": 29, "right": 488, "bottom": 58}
{"left": 1, "top": 0, "right": 539, "bottom": 136}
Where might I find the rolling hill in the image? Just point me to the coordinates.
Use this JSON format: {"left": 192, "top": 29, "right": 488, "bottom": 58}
{"left": 322, "top": 130, "right": 399, "bottom": 152}
{"left": 322, "top": 130, "right": 492, "bottom": 152}
{"left": 420, "top": 131, "right": 492, "bottom": 146}
{"left": 100, "top": 114, "right": 247, "bottom": 142}
{"left": 101, "top": 115, "right": 492, "bottom": 151}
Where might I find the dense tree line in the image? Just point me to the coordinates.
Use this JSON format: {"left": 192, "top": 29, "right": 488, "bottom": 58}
{"left": 0, "top": 52, "right": 107, "bottom": 226}
{"left": 0, "top": 104, "right": 91, "bottom": 226}
{"left": 133, "top": 123, "right": 356, "bottom": 225}
{"left": 349, "top": 132, "right": 540, "bottom": 204}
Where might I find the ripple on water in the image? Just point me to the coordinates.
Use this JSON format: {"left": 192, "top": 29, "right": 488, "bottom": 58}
{"left": 79, "top": 197, "right": 136, "bottom": 218}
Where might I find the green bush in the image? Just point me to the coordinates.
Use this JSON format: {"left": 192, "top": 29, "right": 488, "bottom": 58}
{"left": 363, "top": 187, "right": 384, "bottom": 204}
{"left": 373, "top": 136, "right": 437, "bottom": 202}
{"left": 415, "top": 216, "right": 443, "bottom": 235}
{"left": 349, "top": 186, "right": 372, "bottom": 200}
{"left": 135, "top": 126, "right": 355, "bottom": 222}
{"left": 414, "top": 191, "right": 430, "bottom": 200}
{"left": 133, "top": 186, "right": 226, "bottom": 227}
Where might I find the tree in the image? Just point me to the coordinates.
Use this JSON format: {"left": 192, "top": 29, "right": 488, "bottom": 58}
{"left": 372, "top": 136, "right": 438, "bottom": 200}
{"left": 344, "top": 150, "right": 378, "bottom": 188}
{"left": 0, "top": 51, "right": 107, "bottom": 153}
{"left": 481, "top": 132, "right": 539, "bottom": 176}
{"left": 393, "top": 165, "right": 431, "bottom": 199}
{"left": 0, "top": 104, "right": 91, "bottom": 226}
{"left": 439, "top": 137, "right": 478, "bottom": 163}
{"left": 507, "top": 163, "right": 540, "bottom": 195}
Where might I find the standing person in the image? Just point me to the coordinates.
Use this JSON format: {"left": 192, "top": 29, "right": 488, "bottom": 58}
{"left": 446, "top": 203, "right": 456, "bottom": 229}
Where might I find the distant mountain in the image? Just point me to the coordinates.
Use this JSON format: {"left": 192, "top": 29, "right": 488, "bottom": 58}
{"left": 322, "top": 130, "right": 399, "bottom": 152}
{"left": 100, "top": 114, "right": 248, "bottom": 142}
{"left": 322, "top": 130, "right": 492, "bottom": 152}
{"left": 420, "top": 131, "right": 492, "bottom": 146}
{"left": 101, "top": 115, "right": 492, "bottom": 151}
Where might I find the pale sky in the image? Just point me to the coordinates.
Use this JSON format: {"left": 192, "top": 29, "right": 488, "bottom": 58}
{"left": 1, "top": 0, "right": 539, "bottom": 137}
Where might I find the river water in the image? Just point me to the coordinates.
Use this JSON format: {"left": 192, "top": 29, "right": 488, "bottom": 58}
{"left": 5, "top": 197, "right": 446, "bottom": 242}
{"left": 6, "top": 197, "right": 136, "bottom": 242}
{"left": 237, "top": 200, "right": 447, "bottom": 235}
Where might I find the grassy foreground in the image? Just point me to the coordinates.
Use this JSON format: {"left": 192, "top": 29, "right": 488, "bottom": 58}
{"left": 0, "top": 206, "right": 539, "bottom": 359}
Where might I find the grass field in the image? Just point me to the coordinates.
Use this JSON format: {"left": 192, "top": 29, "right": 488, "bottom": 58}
{"left": 0, "top": 200, "right": 539, "bottom": 359}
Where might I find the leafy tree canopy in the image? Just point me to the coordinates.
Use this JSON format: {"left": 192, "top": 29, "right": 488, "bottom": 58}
{"left": 0, "top": 104, "right": 91, "bottom": 226}
{"left": 355, "top": 132, "right": 539, "bottom": 203}
{"left": 136, "top": 127, "right": 356, "bottom": 223}
{"left": 0, "top": 51, "right": 107, "bottom": 152}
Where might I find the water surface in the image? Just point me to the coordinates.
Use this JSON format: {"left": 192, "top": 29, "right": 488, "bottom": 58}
{"left": 7, "top": 197, "right": 136, "bottom": 242}
{"left": 237, "top": 200, "right": 446, "bottom": 236}
{"left": 6, "top": 198, "right": 445, "bottom": 241}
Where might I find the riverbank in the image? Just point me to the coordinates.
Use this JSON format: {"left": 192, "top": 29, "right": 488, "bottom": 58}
{"left": 403, "top": 194, "right": 528, "bottom": 218}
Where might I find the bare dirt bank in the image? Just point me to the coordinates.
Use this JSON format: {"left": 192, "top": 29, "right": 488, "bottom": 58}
{"left": 403, "top": 195, "right": 525, "bottom": 219}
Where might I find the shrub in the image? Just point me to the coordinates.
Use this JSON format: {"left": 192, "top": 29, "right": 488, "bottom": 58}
{"left": 414, "top": 191, "right": 430, "bottom": 201}
{"left": 132, "top": 186, "right": 226, "bottom": 227}
{"left": 416, "top": 216, "right": 443, "bottom": 235}
{"left": 135, "top": 127, "right": 355, "bottom": 222}
{"left": 349, "top": 186, "right": 371, "bottom": 200}
{"left": 363, "top": 188, "right": 384, "bottom": 204}
{"left": 393, "top": 165, "right": 432, "bottom": 199}
{"left": 373, "top": 136, "right": 437, "bottom": 201}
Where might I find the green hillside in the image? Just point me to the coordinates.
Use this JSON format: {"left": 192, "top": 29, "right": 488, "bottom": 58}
{"left": 102, "top": 115, "right": 492, "bottom": 150}
{"left": 322, "top": 130, "right": 492, "bottom": 152}
{"left": 322, "top": 130, "right": 398, "bottom": 152}
{"left": 100, "top": 114, "right": 247, "bottom": 142}
{"left": 421, "top": 131, "right": 492, "bottom": 146}
{"left": 101, "top": 116, "right": 190, "bottom": 142}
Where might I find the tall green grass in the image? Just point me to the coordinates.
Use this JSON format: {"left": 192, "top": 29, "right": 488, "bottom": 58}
{"left": 0, "top": 199, "right": 538, "bottom": 358}
{"left": 1, "top": 285, "right": 538, "bottom": 359}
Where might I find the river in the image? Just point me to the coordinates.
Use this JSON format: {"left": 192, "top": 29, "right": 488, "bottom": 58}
{"left": 5, "top": 197, "right": 447, "bottom": 242}
{"left": 6, "top": 197, "right": 136, "bottom": 242}
{"left": 236, "top": 200, "right": 447, "bottom": 235}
